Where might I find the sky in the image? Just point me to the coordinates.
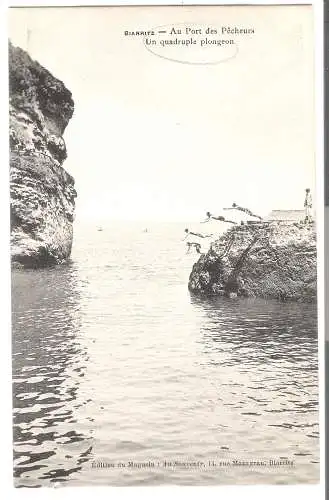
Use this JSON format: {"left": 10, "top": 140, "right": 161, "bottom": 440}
{"left": 9, "top": 5, "right": 315, "bottom": 222}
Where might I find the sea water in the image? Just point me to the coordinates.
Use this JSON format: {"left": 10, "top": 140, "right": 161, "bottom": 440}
{"left": 11, "top": 221, "right": 319, "bottom": 486}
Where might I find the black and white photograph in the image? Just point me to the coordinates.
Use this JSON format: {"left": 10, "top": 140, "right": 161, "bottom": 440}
{"left": 8, "top": 2, "right": 321, "bottom": 489}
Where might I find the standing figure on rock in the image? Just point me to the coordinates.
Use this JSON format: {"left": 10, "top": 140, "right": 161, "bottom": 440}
{"left": 224, "top": 203, "right": 262, "bottom": 220}
{"left": 304, "top": 188, "right": 313, "bottom": 223}
{"left": 183, "top": 228, "right": 213, "bottom": 240}
{"left": 186, "top": 242, "right": 203, "bottom": 254}
{"left": 201, "top": 212, "right": 237, "bottom": 224}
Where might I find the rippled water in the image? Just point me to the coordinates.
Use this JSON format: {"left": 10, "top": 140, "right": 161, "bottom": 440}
{"left": 12, "top": 222, "right": 319, "bottom": 487}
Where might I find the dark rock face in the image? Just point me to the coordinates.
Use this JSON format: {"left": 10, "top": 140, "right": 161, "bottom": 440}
{"left": 188, "top": 222, "right": 317, "bottom": 302}
{"left": 9, "top": 42, "right": 76, "bottom": 268}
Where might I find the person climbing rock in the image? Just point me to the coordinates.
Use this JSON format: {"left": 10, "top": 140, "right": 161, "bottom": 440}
{"left": 186, "top": 242, "right": 202, "bottom": 254}
{"left": 220, "top": 234, "right": 235, "bottom": 258}
{"left": 224, "top": 203, "right": 262, "bottom": 220}
{"left": 201, "top": 211, "right": 237, "bottom": 224}
{"left": 183, "top": 228, "right": 213, "bottom": 240}
{"left": 304, "top": 188, "right": 312, "bottom": 223}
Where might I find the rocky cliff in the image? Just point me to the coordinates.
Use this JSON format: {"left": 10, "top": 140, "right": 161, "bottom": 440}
{"left": 9, "top": 42, "right": 76, "bottom": 268}
{"left": 188, "top": 222, "right": 317, "bottom": 302}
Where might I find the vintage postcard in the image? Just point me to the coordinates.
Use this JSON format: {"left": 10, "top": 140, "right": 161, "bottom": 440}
{"left": 8, "top": 1, "right": 322, "bottom": 491}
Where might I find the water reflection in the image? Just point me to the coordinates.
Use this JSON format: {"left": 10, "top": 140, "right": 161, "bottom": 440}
{"left": 190, "top": 294, "right": 318, "bottom": 365}
{"left": 11, "top": 223, "right": 319, "bottom": 486}
{"left": 12, "top": 264, "right": 93, "bottom": 487}
{"left": 190, "top": 294, "right": 319, "bottom": 453}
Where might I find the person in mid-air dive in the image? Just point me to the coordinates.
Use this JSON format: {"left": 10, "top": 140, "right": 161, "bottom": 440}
{"left": 186, "top": 242, "right": 202, "bottom": 254}
{"left": 182, "top": 228, "right": 213, "bottom": 240}
{"left": 224, "top": 203, "right": 262, "bottom": 220}
{"left": 201, "top": 211, "right": 237, "bottom": 224}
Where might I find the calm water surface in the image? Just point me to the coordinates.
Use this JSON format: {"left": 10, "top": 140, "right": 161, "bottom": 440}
{"left": 12, "top": 222, "right": 319, "bottom": 486}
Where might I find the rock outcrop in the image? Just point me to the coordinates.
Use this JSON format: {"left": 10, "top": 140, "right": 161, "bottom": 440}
{"left": 188, "top": 222, "right": 317, "bottom": 302}
{"left": 9, "top": 42, "right": 76, "bottom": 268}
